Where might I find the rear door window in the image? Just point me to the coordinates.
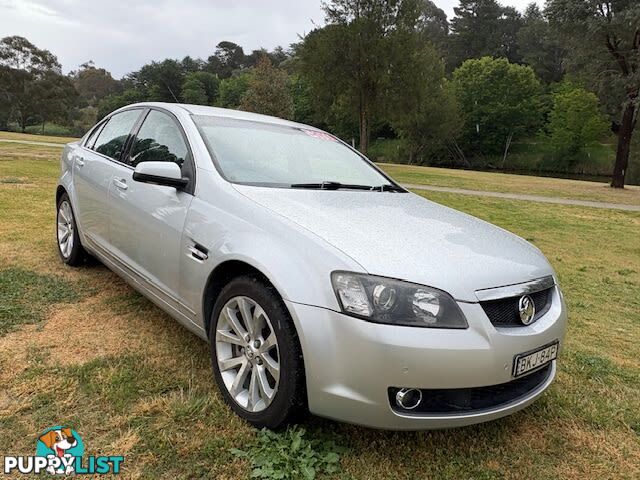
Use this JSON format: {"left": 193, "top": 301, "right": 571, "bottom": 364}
{"left": 92, "top": 110, "right": 142, "bottom": 161}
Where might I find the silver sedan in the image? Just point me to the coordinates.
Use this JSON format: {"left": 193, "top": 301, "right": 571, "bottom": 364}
{"left": 56, "top": 103, "right": 567, "bottom": 429}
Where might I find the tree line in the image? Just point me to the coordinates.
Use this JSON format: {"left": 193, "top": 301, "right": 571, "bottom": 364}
{"left": 0, "top": 0, "right": 638, "bottom": 187}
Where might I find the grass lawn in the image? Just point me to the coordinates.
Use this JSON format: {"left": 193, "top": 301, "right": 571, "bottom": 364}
{"left": 0, "top": 142, "right": 638, "bottom": 479}
{"left": 0, "top": 130, "right": 79, "bottom": 144}
{"left": 379, "top": 163, "right": 640, "bottom": 206}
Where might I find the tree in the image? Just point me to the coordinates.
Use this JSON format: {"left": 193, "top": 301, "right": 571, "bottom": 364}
{"left": 298, "top": 5, "right": 385, "bottom": 154}
{"left": 36, "top": 71, "right": 79, "bottom": 132}
{"left": 129, "top": 59, "right": 185, "bottom": 102}
{"left": 216, "top": 73, "right": 251, "bottom": 108}
{"left": 546, "top": 0, "right": 640, "bottom": 188}
{"left": 289, "top": 73, "right": 315, "bottom": 125}
{"left": 448, "top": 0, "right": 523, "bottom": 69}
{"left": 0, "top": 35, "right": 60, "bottom": 72}
{"left": 245, "top": 46, "right": 290, "bottom": 69}
{"left": 453, "top": 57, "right": 543, "bottom": 159}
{"left": 628, "top": 129, "right": 640, "bottom": 184}
{"left": 97, "top": 88, "right": 146, "bottom": 120}
{"left": 0, "top": 86, "right": 10, "bottom": 130}
{"left": 414, "top": 0, "right": 450, "bottom": 53}
{"left": 240, "top": 56, "right": 293, "bottom": 118}
{"left": 547, "top": 83, "right": 609, "bottom": 168}
{"left": 180, "top": 55, "right": 204, "bottom": 73}
{"left": 181, "top": 71, "right": 220, "bottom": 105}
{"left": 386, "top": 26, "right": 461, "bottom": 164}
{"left": 0, "top": 36, "right": 76, "bottom": 132}
{"left": 70, "top": 61, "right": 120, "bottom": 106}
{"left": 187, "top": 71, "right": 220, "bottom": 104}
{"left": 181, "top": 74, "right": 207, "bottom": 104}
{"left": 299, "top": 0, "right": 443, "bottom": 154}
{"left": 516, "top": 4, "right": 566, "bottom": 84}
{"left": 207, "top": 41, "right": 246, "bottom": 78}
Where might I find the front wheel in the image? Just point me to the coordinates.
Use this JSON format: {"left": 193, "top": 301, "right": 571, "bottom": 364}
{"left": 209, "top": 275, "right": 306, "bottom": 428}
{"left": 56, "top": 193, "right": 88, "bottom": 266}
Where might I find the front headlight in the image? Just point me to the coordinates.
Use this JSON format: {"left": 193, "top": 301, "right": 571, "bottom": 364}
{"left": 331, "top": 272, "right": 468, "bottom": 329}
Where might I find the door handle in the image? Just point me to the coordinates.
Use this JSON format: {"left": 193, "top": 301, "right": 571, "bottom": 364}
{"left": 113, "top": 178, "right": 128, "bottom": 190}
{"left": 76, "top": 158, "right": 85, "bottom": 167}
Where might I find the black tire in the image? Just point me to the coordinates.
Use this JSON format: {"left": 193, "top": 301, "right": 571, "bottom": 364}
{"left": 209, "top": 274, "right": 306, "bottom": 429}
{"left": 56, "top": 192, "right": 88, "bottom": 266}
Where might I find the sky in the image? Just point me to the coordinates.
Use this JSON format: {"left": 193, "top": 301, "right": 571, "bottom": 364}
{"left": 0, "top": 0, "right": 543, "bottom": 78}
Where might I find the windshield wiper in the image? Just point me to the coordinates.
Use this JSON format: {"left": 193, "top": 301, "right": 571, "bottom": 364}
{"left": 290, "top": 181, "right": 406, "bottom": 192}
{"left": 373, "top": 184, "right": 406, "bottom": 192}
{"left": 290, "top": 181, "right": 373, "bottom": 190}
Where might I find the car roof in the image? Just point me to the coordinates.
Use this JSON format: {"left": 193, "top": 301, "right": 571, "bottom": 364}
{"left": 124, "top": 102, "right": 318, "bottom": 131}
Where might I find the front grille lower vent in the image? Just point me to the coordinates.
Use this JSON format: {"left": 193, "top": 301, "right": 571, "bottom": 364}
{"left": 480, "top": 287, "right": 553, "bottom": 327}
{"left": 388, "top": 363, "right": 552, "bottom": 414}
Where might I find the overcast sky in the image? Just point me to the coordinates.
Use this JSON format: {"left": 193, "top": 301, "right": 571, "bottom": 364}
{"left": 0, "top": 0, "right": 542, "bottom": 78}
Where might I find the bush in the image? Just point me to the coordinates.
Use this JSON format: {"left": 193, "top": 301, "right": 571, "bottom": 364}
{"left": 547, "top": 83, "right": 609, "bottom": 170}
{"left": 453, "top": 57, "right": 543, "bottom": 159}
{"left": 8, "top": 122, "right": 74, "bottom": 136}
{"left": 368, "top": 138, "right": 405, "bottom": 163}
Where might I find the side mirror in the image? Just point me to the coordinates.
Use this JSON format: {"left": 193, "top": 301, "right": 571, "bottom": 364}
{"left": 132, "top": 161, "right": 188, "bottom": 189}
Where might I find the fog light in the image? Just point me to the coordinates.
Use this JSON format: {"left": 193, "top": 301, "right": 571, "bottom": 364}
{"left": 395, "top": 388, "right": 422, "bottom": 410}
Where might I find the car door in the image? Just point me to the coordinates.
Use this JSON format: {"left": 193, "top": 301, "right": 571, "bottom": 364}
{"left": 107, "top": 108, "right": 196, "bottom": 315}
{"left": 73, "top": 109, "right": 142, "bottom": 252}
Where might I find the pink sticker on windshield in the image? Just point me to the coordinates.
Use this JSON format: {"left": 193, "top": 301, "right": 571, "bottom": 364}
{"left": 302, "top": 129, "right": 338, "bottom": 142}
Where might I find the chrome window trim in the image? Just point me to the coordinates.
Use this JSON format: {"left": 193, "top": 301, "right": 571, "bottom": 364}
{"left": 474, "top": 276, "right": 556, "bottom": 302}
{"left": 83, "top": 119, "right": 108, "bottom": 149}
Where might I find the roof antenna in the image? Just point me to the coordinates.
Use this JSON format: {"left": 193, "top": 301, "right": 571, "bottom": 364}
{"left": 164, "top": 82, "right": 179, "bottom": 103}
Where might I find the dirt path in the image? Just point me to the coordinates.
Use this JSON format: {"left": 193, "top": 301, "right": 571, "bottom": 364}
{"left": 403, "top": 183, "right": 640, "bottom": 212}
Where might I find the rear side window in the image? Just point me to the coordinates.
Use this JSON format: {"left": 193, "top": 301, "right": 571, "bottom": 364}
{"left": 84, "top": 121, "right": 105, "bottom": 149}
{"left": 93, "top": 110, "right": 141, "bottom": 161}
{"left": 129, "top": 110, "right": 188, "bottom": 169}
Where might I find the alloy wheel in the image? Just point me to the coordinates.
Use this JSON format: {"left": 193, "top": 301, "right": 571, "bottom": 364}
{"left": 215, "top": 296, "right": 280, "bottom": 412}
{"left": 57, "top": 200, "right": 74, "bottom": 259}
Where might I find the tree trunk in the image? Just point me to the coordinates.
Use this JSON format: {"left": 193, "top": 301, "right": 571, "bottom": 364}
{"left": 502, "top": 131, "right": 514, "bottom": 169}
{"left": 611, "top": 101, "right": 637, "bottom": 188}
{"left": 358, "top": 109, "right": 369, "bottom": 155}
{"left": 358, "top": 91, "right": 369, "bottom": 155}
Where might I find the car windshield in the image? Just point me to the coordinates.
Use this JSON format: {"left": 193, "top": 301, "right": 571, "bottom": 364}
{"left": 193, "top": 115, "right": 392, "bottom": 189}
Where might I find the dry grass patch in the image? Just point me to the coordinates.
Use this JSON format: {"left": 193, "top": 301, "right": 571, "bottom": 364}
{"left": 0, "top": 142, "right": 64, "bottom": 160}
{"left": 0, "top": 131, "right": 78, "bottom": 144}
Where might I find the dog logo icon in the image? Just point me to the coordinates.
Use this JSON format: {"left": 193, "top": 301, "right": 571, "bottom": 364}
{"left": 36, "top": 426, "right": 84, "bottom": 475}
{"left": 3, "top": 425, "right": 123, "bottom": 475}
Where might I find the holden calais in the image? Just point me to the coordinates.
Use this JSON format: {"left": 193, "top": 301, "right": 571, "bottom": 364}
{"left": 56, "top": 103, "right": 567, "bottom": 429}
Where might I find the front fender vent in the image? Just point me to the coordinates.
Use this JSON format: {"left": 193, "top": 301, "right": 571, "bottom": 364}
{"left": 187, "top": 243, "right": 209, "bottom": 262}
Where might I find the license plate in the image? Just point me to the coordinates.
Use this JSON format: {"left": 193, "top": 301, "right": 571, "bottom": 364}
{"left": 513, "top": 341, "right": 559, "bottom": 377}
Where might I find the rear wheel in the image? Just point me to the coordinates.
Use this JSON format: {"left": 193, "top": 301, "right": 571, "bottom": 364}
{"left": 209, "top": 275, "right": 306, "bottom": 428}
{"left": 56, "top": 193, "right": 87, "bottom": 266}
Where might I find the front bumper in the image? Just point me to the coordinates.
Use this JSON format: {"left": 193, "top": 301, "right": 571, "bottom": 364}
{"left": 285, "top": 286, "right": 567, "bottom": 430}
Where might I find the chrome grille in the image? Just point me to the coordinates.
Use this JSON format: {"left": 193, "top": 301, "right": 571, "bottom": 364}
{"left": 480, "top": 287, "right": 553, "bottom": 327}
